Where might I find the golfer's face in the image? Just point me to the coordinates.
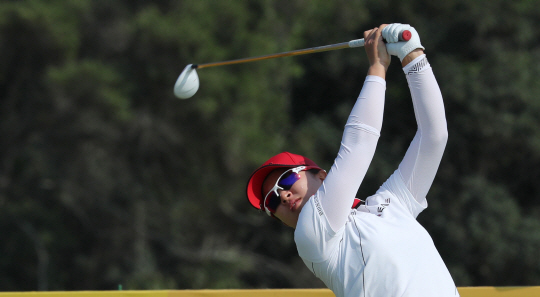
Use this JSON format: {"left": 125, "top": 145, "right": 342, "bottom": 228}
{"left": 263, "top": 169, "right": 325, "bottom": 228}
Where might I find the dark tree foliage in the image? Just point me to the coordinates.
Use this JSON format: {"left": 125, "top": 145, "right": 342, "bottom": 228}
{"left": 1, "top": 0, "right": 539, "bottom": 291}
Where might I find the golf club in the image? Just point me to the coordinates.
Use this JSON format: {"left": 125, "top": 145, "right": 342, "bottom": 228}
{"left": 174, "top": 30, "right": 411, "bottom": 99}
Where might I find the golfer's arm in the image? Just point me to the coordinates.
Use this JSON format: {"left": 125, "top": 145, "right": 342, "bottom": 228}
{"left": 319, "top": 76, "right": 385, "bottom": 231}
{"left": 398, "top": 54, "right": 448, "bottom": 202}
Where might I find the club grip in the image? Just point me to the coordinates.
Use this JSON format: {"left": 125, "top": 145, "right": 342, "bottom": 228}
{"left": 400, "top": 30, "right": 412, "bottom": 41}
{"left": 348, "top": 30, "right": 411, "bottom": 48}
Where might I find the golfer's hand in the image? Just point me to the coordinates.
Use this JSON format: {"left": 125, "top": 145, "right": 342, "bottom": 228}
{"left": 364, "top": 25, "right": 390, "bottom": 78}
{"left": 382, "top": 23, "right": 425, "bottom": 65}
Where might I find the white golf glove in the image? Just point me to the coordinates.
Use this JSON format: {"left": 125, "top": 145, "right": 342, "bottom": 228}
{"left": 382, "top": 23, "right": 424, "bottom": 61}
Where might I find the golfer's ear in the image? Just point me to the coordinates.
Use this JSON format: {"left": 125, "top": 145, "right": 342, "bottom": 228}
{"left": 317, "top": 169, "right": 327, "bottom": 181}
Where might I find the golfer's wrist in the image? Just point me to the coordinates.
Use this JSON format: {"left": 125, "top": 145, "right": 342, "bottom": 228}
{"left": 401, "top": 49, "right": 425, "bottom": 67}
{"left": 367, "top": 63, "right": 387, "bottom": 79}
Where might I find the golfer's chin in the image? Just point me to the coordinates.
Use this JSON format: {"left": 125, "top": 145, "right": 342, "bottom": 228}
{"left": 276, "top": 196, "right": 312, "bottom": 228}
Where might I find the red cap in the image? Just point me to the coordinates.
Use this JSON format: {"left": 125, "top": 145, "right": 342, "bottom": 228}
{"left": 246, "top": 152, "right": 322, "bottom": 210}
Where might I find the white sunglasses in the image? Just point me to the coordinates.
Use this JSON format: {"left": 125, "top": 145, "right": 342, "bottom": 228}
{"left": 262, "top": 166, "right": 306, "bottom": 216}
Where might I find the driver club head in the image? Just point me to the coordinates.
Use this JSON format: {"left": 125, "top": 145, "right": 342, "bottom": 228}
{"left": 174, "top": 64, "right": 199, "bottom": 99}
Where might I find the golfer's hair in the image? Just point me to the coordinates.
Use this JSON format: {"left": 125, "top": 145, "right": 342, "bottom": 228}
{"left": 307, "top": 168, "right": 322, "bottom": 175}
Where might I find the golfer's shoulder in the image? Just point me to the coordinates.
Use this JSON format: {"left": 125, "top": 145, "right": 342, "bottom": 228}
{"left": 376, "top": 170, "right": 427, "bottom": 217}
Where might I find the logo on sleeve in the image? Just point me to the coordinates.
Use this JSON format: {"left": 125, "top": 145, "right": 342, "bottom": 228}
{"left": 313, "top": 196, "right": 324, "bottom": 216}
{"left": 364, "top": 197, "right": 391, "bottom": 216}
{"left": 376, "top": 198, "right": 391, "bottom": 215}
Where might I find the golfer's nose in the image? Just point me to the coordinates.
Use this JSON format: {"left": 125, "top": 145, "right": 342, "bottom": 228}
{"left": 280, "top": 190, "right": 293, "bottom": 203}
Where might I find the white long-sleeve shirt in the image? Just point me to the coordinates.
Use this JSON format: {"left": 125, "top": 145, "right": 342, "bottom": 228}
{"left": 294, "top": 55, "right": 459, "bottom": 297}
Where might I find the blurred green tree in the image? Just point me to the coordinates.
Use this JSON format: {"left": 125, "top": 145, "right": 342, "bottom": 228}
{"left": 1, "top": 0, "right": 540, "bottom": 291}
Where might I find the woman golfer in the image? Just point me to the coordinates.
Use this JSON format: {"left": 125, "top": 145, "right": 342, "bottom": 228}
{"left": 246, "top": 24, "right": 459, "bottom": 297}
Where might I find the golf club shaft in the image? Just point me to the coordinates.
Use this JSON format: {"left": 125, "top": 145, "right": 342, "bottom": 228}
{"left": 193, "top": 30, "right": 410, "bottom": 70}
{"left": 195, "top": 41, "right": 351, "bottom": 69}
